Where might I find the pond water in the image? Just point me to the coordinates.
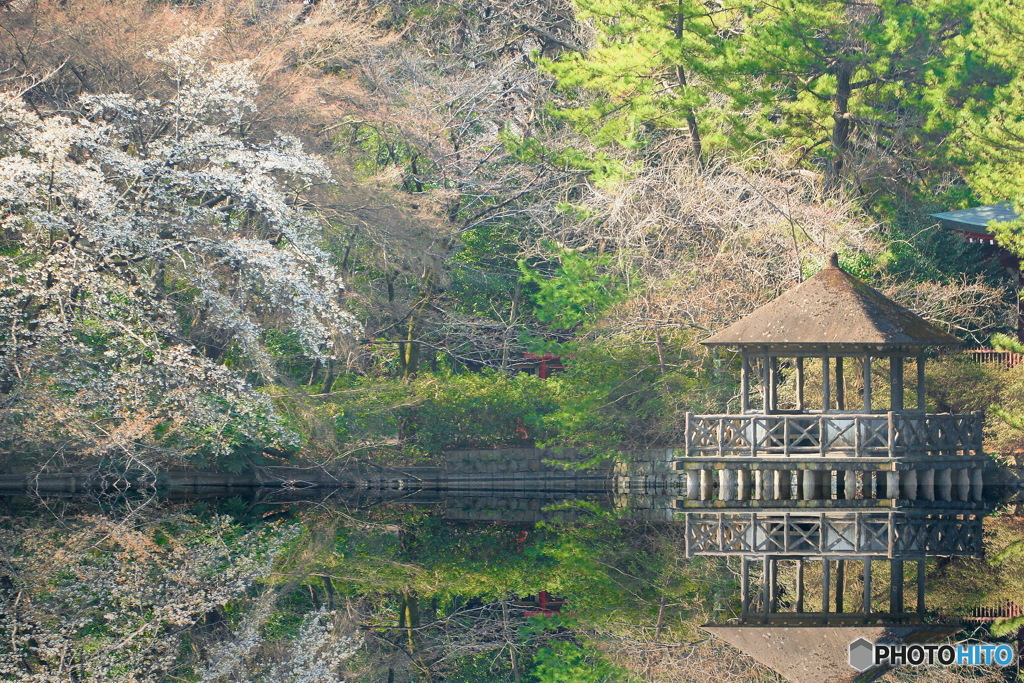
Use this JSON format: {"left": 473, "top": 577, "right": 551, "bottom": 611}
{"left": 1, "top": 474, "right": 1019, "bottom": 682}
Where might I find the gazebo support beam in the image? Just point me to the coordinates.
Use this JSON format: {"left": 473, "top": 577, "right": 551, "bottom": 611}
{"left": 863, "top": 356, "right": 872, "bottom": 411}
{"left": 891, "top": 560, "right": 904, "bottom": 614}
{"left": 796, "top": 559, "right": 805, "bottom": 613}
{"left": 741, "top": 557, "right": 750, "bottom": 621}
{"left": 822, "top": 559, "right": 831, "bottom": 620}
{"left": 762, "top": 354, "right": 771, "bottom": 413}
{"left": 762, "top": 559, "right": 771, "bottom": 623}
{"left": 863, "top": 558, "right": 872, "bottom": 616}
{"left": 822, "top": 357, "right": 831, "bottom": 411}
{"left": 741, "top": 352, "right": 750, "bottom": 413}
{"left": 917, "top": 560, "right": 926, "bottom": 617}
{"left": 796, "top": 357, "right": 805, "bottom": 411}
{"left": 836, "top": 559, "right": 845, "bottom": 612}
{"left": 835, "top": 357, "right": 846, "bottom": 410}
{"left": 891, "top": 356, "right": 904, "bottom": 410}
{"left": 917, "top": 353, "right": 926, "bottom": 411}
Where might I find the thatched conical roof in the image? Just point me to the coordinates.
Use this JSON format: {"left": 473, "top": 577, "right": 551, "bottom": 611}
{"left": 702, "top": 254, "right": 960, "bottom": 350}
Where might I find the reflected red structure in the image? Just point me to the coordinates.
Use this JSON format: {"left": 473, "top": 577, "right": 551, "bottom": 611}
{"left": 519, "top": 591, "right": 567, "bottom": 618}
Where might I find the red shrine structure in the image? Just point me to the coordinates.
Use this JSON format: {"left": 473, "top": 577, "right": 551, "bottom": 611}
{"left": 515, "top": 352, "right": 565, "bottom": 379}
{"left": 932, "top": 201, "right": 1023, "bottom": 340}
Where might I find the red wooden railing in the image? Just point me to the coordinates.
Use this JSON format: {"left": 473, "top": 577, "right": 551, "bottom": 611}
{"left": 521, "top": 591, "right": 567, "bottom": 617}
{"left": 521, "top": 353, "right": 566, "bottom": 379}
{"left": 940, "top": 347, "right": 1024, "bottom": 370}
{"left": 963, "top": 600, "right": 1023, "bottom": 623}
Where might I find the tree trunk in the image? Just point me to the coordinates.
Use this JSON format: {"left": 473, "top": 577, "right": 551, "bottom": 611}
{"left": 827, "top": 62, "right": 853, "bottom": 187}
{"left": 402, "top": 591, "right": 420, "bottom": 652}
{"left": 674, "top": 4, "right": 703, "bottom": 160}
{"left": 501, "top": 280, "right": 522, "bottom": 371}
{"left": 398, "top": 270, "right": 436, "bottom": 377}
{"left": 322, "top": 360, "right": 336, "bottom": 393}
{"left": 398, "top": 318, "right": 419, "bottom": 377}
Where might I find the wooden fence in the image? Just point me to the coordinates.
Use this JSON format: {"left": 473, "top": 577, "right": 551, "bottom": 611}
{"left": 963, "top": 600, "right": 1024, "bottom": 623}
{"left": 941, "top": 347, "right": 1024, "bottom": 370}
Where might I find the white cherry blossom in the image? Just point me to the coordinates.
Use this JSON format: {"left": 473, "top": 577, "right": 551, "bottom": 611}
{"left": 0, "top": 35, "right": 358, "bottom": 467}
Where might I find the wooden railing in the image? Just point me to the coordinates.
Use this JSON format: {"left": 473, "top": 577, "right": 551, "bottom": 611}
{"left": 683, "top": 411, "right": 983, "bottom": 458}
{"left": 683, "top": 511, "right": 983, "bottom": 557}
{"left": 963, "top": 600, "right": 1023, "bottom": 623}
{"left": 940, "top": 347, "right": 1024, "bottom": 370}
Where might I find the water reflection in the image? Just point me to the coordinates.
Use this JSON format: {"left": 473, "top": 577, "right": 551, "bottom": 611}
{"left": 0, "top": 468, "right": 1017, "bottom": 682}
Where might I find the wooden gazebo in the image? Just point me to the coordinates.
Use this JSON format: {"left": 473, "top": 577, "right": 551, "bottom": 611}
{"left": 703, "top": 253, "right": 960, "bottom": 415}
{"left": 660, "top": 254, "right": 996, "bottom": 670}
{"left": 676, "top": 254, "right": 987, "bottom": 507}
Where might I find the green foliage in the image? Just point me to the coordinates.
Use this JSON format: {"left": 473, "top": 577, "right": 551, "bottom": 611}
{"left": 987, "top": 211, "right": 1024, "bottom": 261}
{"left": 540, "top": 337, "right": 721, "bottom": 461}
{"left": 259, "top": 330, "right": 316, "bottom": 384}
{"left": 327, "top": 371, "right": 559, "bottom": 460}
{"left": 734, "top": 0, "right": 971, "bottom": 180}
{"left": 929, "top": 516, "right": 1024, "bottom": 619}
{"left": 925, "top": 357, "right": 1004, "bottom": 414}
{"left": 541, "top": 0, "right": 730, "bottom": 155}
{"left": 543, "top": 0, "right": 971, "bottom": 184}
{"left": 926, "top": 356, "right": 1024, "bottom": 461}
{"left": 337, "top": 122, "right": 437, "bottom": 193}
{"left": 529, "top": 640, "right": 626, "bottom": 683}
{"left": 990, "top": 615, "right": 1024, "bottom": 638}
{"left": 396, "top": 517, "right": 546, "bottom": 600}
{"left": 502, "top": 130, "right": 631, "bottom": 188}
{"left": 991, "top": 333, "right": 1024, "bottom": 354}
{"left": 448, "top": 218, "right": 524, "bottom": 326}
{"left": 518, "top": 245, "right": 622, "bottom": 332}
{"left": 930, "top": 0, "right": 1024, "bottom": 260}
{"left": 930, "top": 0, "right": 1024, "bottom": 215}
{"left": 984, "top": 365, "right": 1024, "bottom": 459}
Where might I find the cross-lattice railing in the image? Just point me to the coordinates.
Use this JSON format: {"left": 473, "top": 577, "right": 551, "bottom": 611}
{"left": 682, "top": 412, "right": 983, "bottom": 458}
{"left": 683, "top": 512, "right": 983, "bottom": 558}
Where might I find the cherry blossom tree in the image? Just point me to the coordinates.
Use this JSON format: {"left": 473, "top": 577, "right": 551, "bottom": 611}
{"left": 0, "top": 33, "right": 358, "bottom": 471}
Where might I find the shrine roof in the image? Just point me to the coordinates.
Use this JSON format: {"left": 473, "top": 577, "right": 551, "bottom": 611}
{"left": 931, "top": 201, "right": 1019, "bottom": 236}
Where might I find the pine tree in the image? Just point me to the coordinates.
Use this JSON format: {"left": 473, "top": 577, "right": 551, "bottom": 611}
{"left": 930, "top": 0, "right": 1024, "bottom": 251}
{"left": 734, "top": 0, "right": 972, "bottom": 187}
{"left": 542, "top": 0, "right": 734, "bottom": 159}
